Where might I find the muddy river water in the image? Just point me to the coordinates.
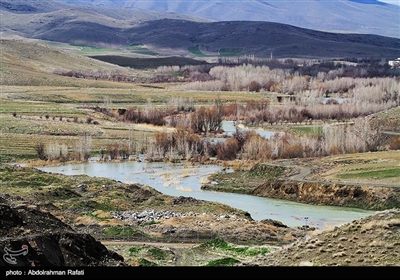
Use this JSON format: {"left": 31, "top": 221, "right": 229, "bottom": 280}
{"left": 39, "top": 159, "right": 375, "bottom": 230}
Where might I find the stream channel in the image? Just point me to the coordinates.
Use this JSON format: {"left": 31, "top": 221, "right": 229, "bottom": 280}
{"left": 38, "top": 121, "right": 375, "bottom": 230}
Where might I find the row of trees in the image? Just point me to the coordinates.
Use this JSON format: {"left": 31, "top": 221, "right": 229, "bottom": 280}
{"left": 35, "top": 137, "right": 138, "bottom": 162}
{"left": 35, "top": 106, "right": 400, "bottom": 164}
{"left": 174, "top": 64, "right": 400, "bottom": 96}
{"left": 113, "top": 92, "right": 395, "bottom": 137}
{"left": 42, "top": 61, "right": 398, "bottom": 163}
{"left": 53, "top": 69, "right": 134, "bottom": 82}
{"left": 34, "top": 114, "right": 398, "bottom": 163}
{"left": 144, "top": 116, "right": 390, "bottom": 162}
{"left": 35, "top": 133, "right": 92, "bottom": 162}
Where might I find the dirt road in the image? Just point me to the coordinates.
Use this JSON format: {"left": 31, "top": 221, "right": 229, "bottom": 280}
{"left": 101, "top": 240, "right": 197, "bottom": 248}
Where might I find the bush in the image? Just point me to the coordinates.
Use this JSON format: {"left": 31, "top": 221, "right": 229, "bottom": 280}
{"left": 389, "top": 136, "right": 400, "bottom": 150}
{"left": 216, "top": 139, "right": 239, "bottom": 160}
{"left": 248, "top": 80, "right": 262, "bottom": 92}
{"left": 34, "top": 142, "right": 47, "bottom": 160}
{"left": 205, "top": 257, "right": 240, "bottom": 266}
{"left": 148, "top": 248, "right": 166, "bottom": 260}
{"left": 282, "top": 144, "right": 304, "bottom": 159}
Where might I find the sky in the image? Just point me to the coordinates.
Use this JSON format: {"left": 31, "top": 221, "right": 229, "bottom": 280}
{"left": 379, "top": 0, "right": 400, "bottom": 5}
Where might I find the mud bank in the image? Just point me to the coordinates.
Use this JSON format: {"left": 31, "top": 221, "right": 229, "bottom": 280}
{"left": 253, "top": 180, "right": 400, "bottom": 211}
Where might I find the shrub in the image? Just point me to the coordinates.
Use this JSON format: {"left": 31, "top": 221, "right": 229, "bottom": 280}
{"left": 200, "top": 238, "right": 229, "bottom": 249}
{"left": 216, "top": 138, "right": 239, "bottom": 160}
{"left": 138, "top": 258, "right": 157, "bottom": 266}
{"left": 148, "top": 248, "right": 166, "bottom": 260}
{"left": 34, "top": 142, "right": 47, "bottom": 160}
{"left": 128, "top": 247, "right": 142, "bottom": 255}
{"left": 248, "top": 80, "right": 262, "bottom": 92}
{"left": 389, "top": 136, "right": 400, "bottom": 150}
{"left": 282, "top": 144, "right": 304, "bottom": 159}
{"left": 205, "top": 257, "right": 240, "bottom": 266}
{"left": 106, "top": 142, "right": 120, "bottom": 160}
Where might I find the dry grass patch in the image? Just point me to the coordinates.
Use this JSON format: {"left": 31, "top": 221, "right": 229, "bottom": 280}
{"left": 93, "top": 210, "right": 114, "bottom": 219}
{"left": 361, "top": 218, "right": 400, "bottom": 231}
{"left": 317, "top": 150, "right": 400, "bottom": 185}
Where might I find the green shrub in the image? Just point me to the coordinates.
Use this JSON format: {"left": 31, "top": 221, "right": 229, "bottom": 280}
{"left": 128, "top": 247, "right": 142, "bottom": 255}
{"left": 205, "top": 257, "right": 240, "bottom": 267}
{"left": 149, "top": 248, "right": 166, "bottom": 260}
{"left": 200, "top": 238, "right": 229, "bottom": 249}
{"left": 138, "top": 258, "right": 157, "bottom": 267}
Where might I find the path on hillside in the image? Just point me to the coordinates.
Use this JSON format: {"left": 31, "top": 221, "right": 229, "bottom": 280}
{"left": 288, "top": 166, "right": 311, "bottom": 181}
{"left": 382, "top": 130, "right": 400, "bottom": 136}
{"left": 101, "top": 240, "right": 197, "bottom": 248}
{"left": 271, "top": 160, "right": 312, "bottom": 182}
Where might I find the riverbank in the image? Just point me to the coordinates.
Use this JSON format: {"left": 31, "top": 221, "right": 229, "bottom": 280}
{"left": 0, "top": 163, "right": 309, "bottom": 248}
{"left": 202, "top": 152, "right": 400, "bottom": 211}
{"left": 2, "top": 162, "right": 398, "bottom": 267}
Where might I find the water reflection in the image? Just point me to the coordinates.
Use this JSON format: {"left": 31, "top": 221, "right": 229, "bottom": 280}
{"left": 222, "top": 120, "right": 283, "bottom": 139}
{"left": 39, "top": 160, "right": 375, "bottom": 230}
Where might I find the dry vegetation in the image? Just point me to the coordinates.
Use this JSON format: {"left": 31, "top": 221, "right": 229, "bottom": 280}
{"left": 1, "top": 38, "right": 400, "bottom": 267}
{"left": 2, "top": 38, "right": 399, "bottom": 182}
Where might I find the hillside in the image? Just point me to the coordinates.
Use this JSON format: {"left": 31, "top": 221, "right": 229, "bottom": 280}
{"left": 54, "top": 0, "right": 400, "bottom": 38}
{"left": 0, "top": 39, "right": 138, "bottom": 86}
{"left": 1, "top": 0, "right": 399, "bottom": 60}
{"left": 251, "top": 209, "right": 400, "bottom": 266}
{"left": 0, "top": 0, "right": 207, "bottom": 41}
{"left": 118, "top": 19, "right": 400, "bottom": 59}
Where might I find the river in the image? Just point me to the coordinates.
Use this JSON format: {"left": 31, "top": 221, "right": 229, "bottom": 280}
{"left": 38, "top": 159, "right": 376, "bottom": 230}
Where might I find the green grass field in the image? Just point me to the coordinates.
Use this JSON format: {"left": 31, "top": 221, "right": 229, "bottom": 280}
{"left": 338, "top": 168, "right": 400, "bottom": 180}
{"left": 188, "top": 45, "right": 209, "bottom": 57}
{"left": 318, "top": 150, "right": 400, "bottom": 185}
{"left": 219, "top": 48, "right": 244, "bottom": 56}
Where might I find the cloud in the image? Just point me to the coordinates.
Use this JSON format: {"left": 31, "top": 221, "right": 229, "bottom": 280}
{"left": 379, "top": 0, "right": 400, "bottom": 5}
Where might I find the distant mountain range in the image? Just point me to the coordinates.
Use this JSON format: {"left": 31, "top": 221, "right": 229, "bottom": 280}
{"left": 1, "top": 0, "right": 399, "bottom": 60}
{"left": 54, "top": 0, "right": 400, "bottom": 38}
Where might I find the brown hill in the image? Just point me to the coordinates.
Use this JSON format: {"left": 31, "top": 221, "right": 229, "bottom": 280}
{"left": 0, "top": 39, "right": 135, "bottom": 86}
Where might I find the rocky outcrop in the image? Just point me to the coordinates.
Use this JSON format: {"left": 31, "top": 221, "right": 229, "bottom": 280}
{"left": 253, "top": 179, "right": 400, "bottom": 210}
{"left": 0, "top": 201, "right": 126, "bottom": 267}
{"left": 0, "top": 232, "right": 124, "bottom": 267}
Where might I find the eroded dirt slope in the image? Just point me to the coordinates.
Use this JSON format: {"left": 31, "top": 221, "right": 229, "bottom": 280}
{"left": 248, "top": 209, "right": 400, "bottom": 266}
